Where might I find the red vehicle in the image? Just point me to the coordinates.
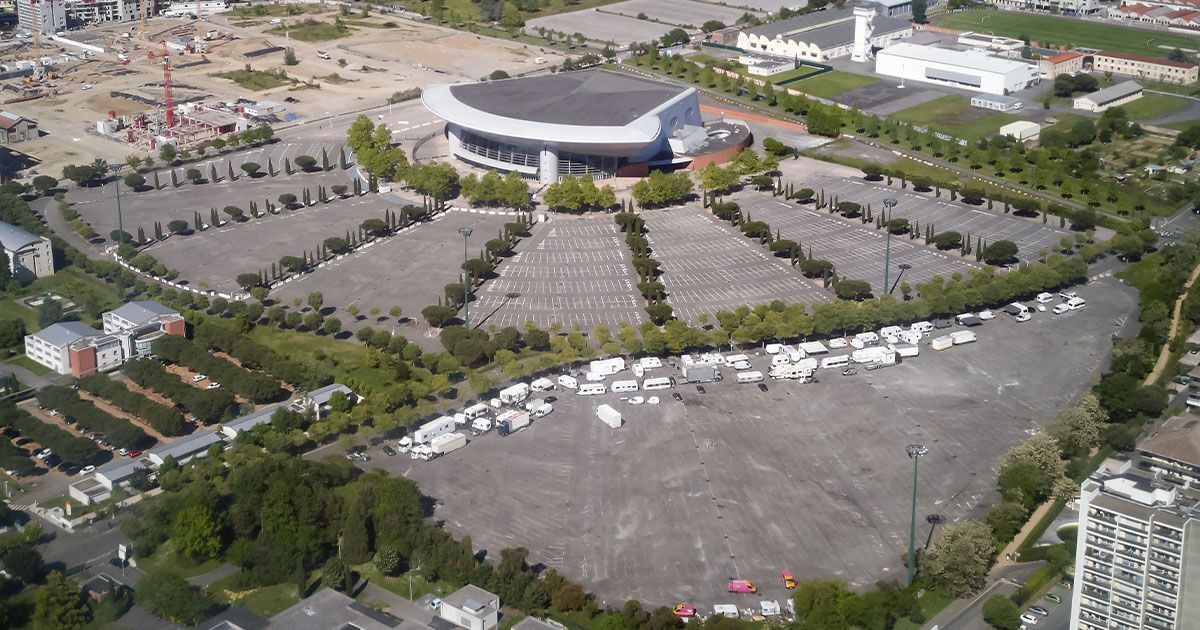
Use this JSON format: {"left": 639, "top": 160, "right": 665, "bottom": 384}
{"left": 127, "top": 449, "right": 142, "bottom": 457}
{"left": 780, "top": 570, "right": 797, "bottom": 589}
{"left": 673, "top": 604, "right": 696, "bottom": 618}
{"left": 727, "top": 580, "right": 757, "bottom": 594}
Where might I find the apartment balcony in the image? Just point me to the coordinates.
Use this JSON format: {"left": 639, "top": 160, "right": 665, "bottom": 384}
{"left": 1089, "top": 510, "right": 1118, "bottom": 525}
{"left": 1145, "top": 614, "right": 1175, "bottom": 630}
{"left": 1085, "top": 548, "right": 1113, "bottom": 564}
{"left": 1149, "top": 554, "right": 1180, "bottom": 571}
{"left": 1151, "top": 526, "right": 1183, "bottom": 542}
{"left": 1151, "top": 539, "right": 1182, "bottom": 556}
{"left": 1080, "top": 598, "right": 1111, "bottom": 618}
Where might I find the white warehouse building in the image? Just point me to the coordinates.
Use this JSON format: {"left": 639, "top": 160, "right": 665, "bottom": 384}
{"left": 875, "top": 43, "right": 1041, "bottom": 95}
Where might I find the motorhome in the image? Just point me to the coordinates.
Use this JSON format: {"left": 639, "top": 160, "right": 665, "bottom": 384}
{"left": 736, "top": 371, "right": 765, "bottom": 384}
{"left": 820, "top": 355, "right": 850, "bottom": 369}
{"left": 642, "top": 377, "right": 674, "bottom": 390}
{"left": 578, "top": 383, "right": 607, "bottom": 396}
{"left": 611, "top": 380, "right": 639, "bottom": 393}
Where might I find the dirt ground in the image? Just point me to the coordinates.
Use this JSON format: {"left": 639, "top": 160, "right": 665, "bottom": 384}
{"left": 6, "top": 7, "right": 565, "bottom": 178}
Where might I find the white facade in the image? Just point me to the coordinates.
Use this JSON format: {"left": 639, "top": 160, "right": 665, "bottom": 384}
{"left": 16, "top": 0, "right": 67, "bottom": 34}
{"left": 64, "top": 0, "right": 142, "bottom": 24}
{"left": 439, "top": 585, "right": 500, "bottom": 630}
{"left": 737, "top": 9, "right": 912, "bottom": 63}
{"left": 989, "top": 0, "right": 1102, "bottom": 14}
{"left": 1073, "top": 81, "right": 1144, "bottom": 112}
{"left": 875, "top": 43, "right": 1041, "bottom": 95}
{"left": 160, "top": 0, "right": 228, "bottom": 17}
{"left": 0, "top": 221, "right": 54, "bottom": 280}
{"left": 999, "top": 120, "right": 1040, "bottom": 142}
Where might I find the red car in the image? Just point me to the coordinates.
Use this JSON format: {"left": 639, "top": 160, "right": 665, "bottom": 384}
{"left": 673, "top": 604, "right": 696, "bottom": 618}
{"left": 127, "top": 449, "right": 142, "bottom": 458}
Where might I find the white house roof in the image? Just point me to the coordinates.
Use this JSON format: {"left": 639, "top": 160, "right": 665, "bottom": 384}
{"left": 1079, "top": 81, "right": 1143, "bottom": 106}
{"left": 148, "top": 429, "right": 221, "bottom": 463}
{"left": 1000, "top": 120, "right": 1040, "bottom": 134}
{"left": 878, "top": 42, "right": 1036, "bottom": 74}
{"left": 0, "top": 221, "right": 43, "bottom": 252}
{"left": 30, "top": 321, "right": 100, "bottom": 347}
{"left": 223, "top": 404, "right": 281, "bottom": 435}
{"left": 107, "top": 300, "right": 178, "bottom": 325}
{"left": 305, "top": 383, "right": 353, "bottom": 406}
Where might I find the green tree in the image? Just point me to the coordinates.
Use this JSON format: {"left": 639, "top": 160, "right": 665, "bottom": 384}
{"left": 139, "top": 571, "right": 217, "bottom": 626}
{"left": 31, "top": 175, "right": 59, "bottom": 195}
{"left": 172, "top": 505, "right": 222, "bottom": 560}
{"left": 792, "top": 580, "right": 852, "bottom": 627}
{"left": 698, "top": 163, "right": 740, "bottom": 194}
{"left": 982, "top": 595, "right": 1021, "bottom": 630}
{"left": 922, "top": 521, "right": 996, "bottom": 595}
{"left": 37, "top": 298, "right": 64, "bottom": 328}
{"left": 159, "top": 143, "right": 177, "bottom": 163}
{"left": 284, "top": 47, "right": 299, "bottom": 65}
{"left": 2, "top": 546, "right": 44, "bottom": 583}
{"left": 341, "top": 496, "right": 371, "bottom": 564}
{"left": 240, "top": 162, "right": 261, "bottom": 177}
{"left": 982, "top": 240, "right": 1019, "bottom": 265}
{"left": 33, "top": 570, "right": 90, "bottom": 630}
{"left": 375, "top": 544, "right": 402, "bottom": 576}
{"left": 322, "top": 557, "right": 348, "bottom": 591}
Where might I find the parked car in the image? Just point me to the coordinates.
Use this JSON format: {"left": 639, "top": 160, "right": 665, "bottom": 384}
{"left": 1044, "top": 594, "right": 1062, "bottom": 604}
{"left": 191, "top": 374, "right": 207, "bottom": 382}
{"left": 206, "top": 382, "right": 221, "bottom": 389}
{"left": 1052, "top": 303, "right": 1070, "bottom": 315}
{"left": 1029, "top": 606, "right": 1049, "bottom": 617}
{"left": 696, "top": 386, "right": 706, "bottom": 394}
{"left": 757, "top": 383, "right": 768, "bottom": 392}
{"left": 79, "top": 465, "right": 95, "bottom": 476}
{"left": 544, "top": 396, "right": 557, "bottom": 403}
{"left": 127, "top": 449, "right": 142, "bottom": 458}
{"left": 35, "top": 448, "right": 52, "bottom": 460}
{"left": 1019, "top": 613, "right": 1039, "bottom": 625}
{"left": 977, "top": 310, "right": 995, "bottom": 320}
{"left": 118, "top": 448, "right": 129, "bottom": 456}
{"left": 841, "top": 368, "right": 858, "bottom": 376}
{"left": 672, "top": 392, "right": 683, "bottom": 402}
{"left": 382, "top": 445, "right": 397, "bottom": 456}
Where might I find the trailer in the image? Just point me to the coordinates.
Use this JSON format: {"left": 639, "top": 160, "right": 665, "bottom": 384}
{"left": 558, "top": 375, "right": 578, "bottom": 389}
{"left": 463, "top": 403, "right": 490, "bottom": 421}
{"left": 931, "top": 335, "right": 954, "bottom": 351}
{"left": 736, "top": 371, "right": 764, "bottom": 383}
{"left": 798, "top": 341, "right": 829, "bottom": 355}
{"left": 696, "top": 352, "right": 725, "bottom": 366}
{"left": 713, "top": 605, "right": 739, "bottom": 619}
{"left": 496, "top": 410, "right": 531, "bottom": 436}
{"left": 530, "top": 377, "right": 555, "bottom": 392}
{"left": 471, "top": 417, "right": 493, "bottom": 433}
{"left": 596, "top": 404, "right": 623, "bottom": 429}
{"left": 724, "top": 354, "right": 750, "bottom": 367}
{"left": 589, "top": 357, "right": 625, "bottom": 376}
{"left": 430, "top": 432, "right": 468, "bottom": 455}
{"left": 682, "top": 365, "right": 722, "bottom": 383}
{"left": 413, "top": 416, "right": 456, "bottom": 444}
{"left": 770, "top": 363, "right": 815, "bottom": 380}
{"left": 611, "top": 380, "right": 639, "bottom": 393}
{"left": 855, "top": 332, "right": 879, "bottom": 345}
{"left": 951, "top": 330, "right": 977, "bottom": 345}
{"left": 890, "top": 344, "right": 919, "bottom": 358}
{"left": 499, "top": 383, "right": 530, "bottom": 404}
{"left": 851, "top": 347, "right": 887, "bottom": 364}
{"left": 784, "top": 346, "right": 804, "bottom": 363}
{"left": 639, "top": 357, "right": 663, "bottom": 369}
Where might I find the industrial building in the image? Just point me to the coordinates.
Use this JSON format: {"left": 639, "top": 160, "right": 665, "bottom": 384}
{"left": 735, "top": 6, "right": 912, "bottom": 62}
{"left": 875, "top": 42, "right": 1041, "bottom": 95}
{"left": 970, "top": 94, "right": 1024, "bottom": 112}
{"left": 1073, "top": 80, "right": 1144, "bottom": 112}
{"left": 1069, "top": 425, "right": 1200, "bottom": 630}
{"left": 0, "top": 220, "right": 54, "bottom": 280}
{"left": 159, "top": 0, "right": 228, "bottom": 17}
{"left": 438, "top": 585, "right": 500, "bottom": 630}
{"left": 1093, "top": 50, "right": 1199, "bottom": 85}
{"left": 956, "top": 32, "right": 1026, "bottom": 57}
{"left": 999, "top": 120, "right": 1040, "bottom": 142}
{"left": 24, "top": 299, "right": 184, "bottom": 375}
{"left": 0, "top": 111, "right": 38, "bottom": 143}
{"left": 987, "top": 0, "right": 1101, "bottom": 14}
{"left": 422, "top": 69, "right": 749, "bottom": 184}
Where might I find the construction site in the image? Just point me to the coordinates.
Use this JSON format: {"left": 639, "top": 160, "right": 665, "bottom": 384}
{"left": 2, "top": 0, "right": 566, "bottom": 176}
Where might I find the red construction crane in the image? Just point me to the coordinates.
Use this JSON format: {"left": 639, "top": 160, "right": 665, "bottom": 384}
{"left": 161, "top": 41, "right": 175, "bottom": 129}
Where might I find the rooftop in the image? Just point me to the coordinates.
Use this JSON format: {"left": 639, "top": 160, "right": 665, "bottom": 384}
{"left": 1047, "top": 51, "right": 1084, "bottom": 64}
{"left": 95, "top": 456, "right": 150, "bottom": 483}
{"left": 268, "top": 588, "right": 402, "bottom": 629}
{"left": 223, "top": 404, "right": 281, "bottom": 434}
{"left": 445, "top": 69, "right": 689, "bottom": 127}
{"left": 0, "top": 111, "right": 25, "bottom": 129}
{"left": 1079, "top": 80, "right": 1143, "bottom": 104}
{"left": 1097, "top": 49, "right": 1198, "bottom": 69}
{"left": 972, "top": 94, "right": 1022, "bottom": 105}
{"left": 30, "top": 320, "right": 100, "bottom": 347}
{"left": 0, "top": 220, "right": 44, "bottom": 252}
{"left": 444, "top": 584, "right": 499, "bottom": 617}
{"left": 512, "top": 618, "right": 560, "bottom": 630}
{"left": 107, "top": 300, "right": 178, "bottom": 326}
{"left": 1138, "top": 413, "right": 1200, "bottom": 470}
{"left": 743, "top": 8, "right": 911, "bottom": 48}
{"left": 877, "top": 42, "right": 1036, "bottom": 74}
{"left": 148, "top": 430, "right": 221, "bottom": 462}
{"left": 306, "top": 383, "right": 353, "bottom": 405}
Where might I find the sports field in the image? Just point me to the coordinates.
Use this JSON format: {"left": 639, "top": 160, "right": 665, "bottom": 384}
{"left": 892, "top": 95, "right": 1021, "bottom": 141}
{"left": 935, "top": 10, "right": 1200, "bottom": 57}
{"left": 790, "top": 70, "right": 879, "bottom": 97}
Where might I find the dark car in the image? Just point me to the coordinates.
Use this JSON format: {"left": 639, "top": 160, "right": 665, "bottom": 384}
{"left": 841, "top": 367, "right": 858, "bottom": 376}
{"left": 382, "top": 445, "right": 397, "bottom": 456}
{"left": 696, "top": 385, "right": 706, "bottom": 394}
{"left": 671, "top": 392, "right": 683, "bottom": 402}
{"left": 14, "top": 437, "right": 31, "bottom": 447}
{"left": 757, "top": 383, "right": 768, "bottom": 392}
{"left": 544, "top": 396, "right": 557, "bottom": 403}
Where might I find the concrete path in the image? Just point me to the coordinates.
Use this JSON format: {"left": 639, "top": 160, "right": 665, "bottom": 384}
{"left": 188, "top": 562, "right": 240, "bottom": 588}
{"left": 1145, "top": 260, "right": 1200, "bottom": 385}
{"left": 1144, "top": 89, "right": 1200, "bottom": 127}
{"left": 356, "top": 581, "right": 438, "bottom": 624}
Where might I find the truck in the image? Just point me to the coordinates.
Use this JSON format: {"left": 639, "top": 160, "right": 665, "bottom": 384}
{"left": 931, "top": 335, "right": 954, "bottom": 351}
{"left": 589, "top": 357, "right": 625, "bottom": 376}
{"left": 430, "top": 432, "right": 468, "bottom": 455}
{"left": 682, "top": 365, "right": 721, "bottom": 383}
{"left": 889, "top": 344, "right": 919, "bottom": 358}
{"left": 499, "top": 383, "right": 530, "bottom": 404}
{"left": 950, "top": 330, "right": 977, "bottom": 345}
{"left": 530, "top": 377, "right": 555, "bottom": 392}
{"left": 413, "top": 416, "right": 456, "bottom": 444}
{"left": 596, "top": 404, "right": 622, "bottom": 429}
{"left": 727, "top": 580, "right": 757, "bottom": 594}
{"left": 496, "top": 410, "right": 531, "bottom": 436}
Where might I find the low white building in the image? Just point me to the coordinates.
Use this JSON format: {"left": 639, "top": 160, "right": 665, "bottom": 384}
{"left": 147, "top": 430, "right": 222, "bottom": 466}
{"left": 999, "top": 120, "right": 1040, "bottom": 142}
{"left": 0, "top": 221, "right": 54, "bottom": 280}
{"left": 242, "top": 100, "right": 285, "bottom": 117}
{"left": 875, "top": 43, "right": 1041, "bottom": 95}
{"left": 1073, "top": 81, "right": 1143, "bottom": 112}
{"left": 439, "top": 585, "right": 500, "bottom": 630}
{"left": 160, "top": 0, "right": 229, "bottom": 17}
{"left": 970, "top": 94, "right": 1024, "bottom": 112}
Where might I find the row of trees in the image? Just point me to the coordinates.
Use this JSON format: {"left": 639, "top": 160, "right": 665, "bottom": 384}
{"left": 78, "top": 372, "right": 186, "bottom": 437}
{"left": 0, "top": 402, "right": 100, "bottom": 465}
{"left": 35, "top": 385, "right": 150, "bottom": 450}
{"left": 120, "top": 358, "right": 238, "bottom": 424}
{"left": 615, "top": 212, "right": 673, "bottom": 324}
{"left": 153, "top": 335, "right": 285, "bottom": 403}
{"left": 631, "top": 171, "right": 694, "bottom": 208}
{"left": 459, "top": 170, "right": 531, "bottom": 209}
{"left": 542, "top": 175, "right": 618, "bottom": 213}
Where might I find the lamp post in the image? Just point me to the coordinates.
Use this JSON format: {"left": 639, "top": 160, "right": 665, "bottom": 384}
{"left": 109, "top": 163, "right": 126, "bottom": 247}
{"left": 458, "top": 227, "right": 473, "bottom": 327}
{"left": 905, "top": 443, "right": 928, "bottom": 586}
{"left": 890, "top": 262, "right": 912, "bottom": 296}
{"left": 882, "top": 197, "right": 897, "bottom": 295}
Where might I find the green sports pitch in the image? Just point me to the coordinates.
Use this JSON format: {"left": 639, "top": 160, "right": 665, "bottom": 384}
{"left": 934, "top": 10, "right": 1200, "bottom": 58}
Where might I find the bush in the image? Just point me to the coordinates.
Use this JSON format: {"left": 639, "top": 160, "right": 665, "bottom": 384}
{"left": 153, "top": 336, "right": 283, "bottom": 403}
{"left": 836, "top": 201, "right": 862, "bottom": 218}
{"left": 0, "top": 403, "right": 99, "bottom": 465}
{"left": 78, "top": 373, "right": 185, "bottom": 436}
{"left": 931, "top": 231, "right": 963, "bottom": 250}
{"left": 835, "top": 279, "right": 872, "bottom": 300}
{"left": 886, "top": 218, "right": 910, "bottom": 235}
{"left": 983, "top": 240, "right": 1019, "bottom": 265}
{"left": 982, "top": 595, "right": 1020, "bottom": 630}
{"left": 799, "top": 259, "right": 834, "bottom": 278}
{"left": 35, "top": 385, "right": 149, "bottom": 449}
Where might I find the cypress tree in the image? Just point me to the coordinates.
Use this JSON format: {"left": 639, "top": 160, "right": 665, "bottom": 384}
{"left": 171, "top": 170, "right": 179, "bottom": 187}
{"left": 268, "top": 156, "right": 275, "bottom": 176}
{"left": 321, "top": 147, "right": 330, "bottom": 172}
{"left": 210, "top": 163, "right": 218, "bottom": 183}
{"left": 153, "top": 171, "right": 161, "bottom": 189}
{"left": 137, "top": 226, "right": 146, "bottom": 243}
{"left": 339, "top": 150, "right": 348, "bottom": 170}
{"left": 284, "top": 157, "right": 293, "bottom": 175}
{"left": 228, "top": 161, "right": 236, "bottom": 181}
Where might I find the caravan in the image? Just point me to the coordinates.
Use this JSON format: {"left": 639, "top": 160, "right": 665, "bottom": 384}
{"left": 611, "top": 380, "right": 640, "bottom": 393}
{"left": 578, "top": 383, "right": 607, "bottom": 396}
{"left": 499, "top": 383, "right": 530, "bottom": 405}
{"left": 530, "top": 377, "right": 555, "bottom": 392}
{"left": 558, "top": 375, "right": 579, "bottom": 389}
{"left": 463, "top": 403, "right": 490, "bottom": 421}
{"left": 589, "top": 358, "right": 626, "bottom": 376}
{"left": 820, "top": 355, "right": 850, "bottom": 369}
{"left": 642, "top": 377, "right": 674, "bottom": 391}
{"left": 736, "top": 371, "right": 764, "bottom": 384}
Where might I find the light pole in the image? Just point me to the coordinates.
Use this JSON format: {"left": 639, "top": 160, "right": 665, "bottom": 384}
{"left": 882, "top": 197, "right": 897, "bottom": 295}
{"left": 905, "top": 443, "right": 928, "bottom": 587}
{"left": 109, "top": 163, "right": 127, "bottom": 247}
{"left": 890, "top": 262, "right": 912, "bottom": 296}
{"left": 458, "top": 227, "right": 473, "bottom": 327}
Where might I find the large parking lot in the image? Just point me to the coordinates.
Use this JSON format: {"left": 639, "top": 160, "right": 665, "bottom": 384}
{"left": 816, "top": 177, "right": 1071, "bottom": 261}
{"left": 366, "top": 277, "right": 1135, "bottom": 609}
{"left": 472, "top": 217, "right": 646, "bottom": 330}
{"left": 733, "top": 193, "right": 979, "bottom": 296}
{"left": 524, "top": 10, "right": 677, "bottom": 48}
{"left": 642, "top": 207, "right": 828, "bottom": 324}
{"left": 598, "top": 0, "right": 759, "bottom": 27}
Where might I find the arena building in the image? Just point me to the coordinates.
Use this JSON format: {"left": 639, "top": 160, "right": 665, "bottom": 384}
{"left": 421, "top": 70, "right": 748, "bottom": 184}
{"left": 875, "top": 42, "right": 1041, "bottom": 95}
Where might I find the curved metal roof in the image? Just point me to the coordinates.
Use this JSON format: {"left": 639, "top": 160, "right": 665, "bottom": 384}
{"left": 0, "top": 221, "right": 43, "bottom": 252}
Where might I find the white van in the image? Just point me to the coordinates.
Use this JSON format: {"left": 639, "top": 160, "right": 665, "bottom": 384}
{"left": 1066, "top": 296, "right": 1086, "bottom": 310}
{"left": 578, "top": 383, "right": 606, "bottom": 396}
{"left": 1035, "top": 292, "right": 1054, "bottom": 304}
{"left": 532, "top": 403, "right": 553, "bottom": 418}
{"left": 820, "top": 355, "right": 850, "bottom": 369}
{"left": 557, "top": 375, "right": 578, "bottom": 389}
{"left": 828, "top": 337, "right": 848, "bottom": 349}
{"left": 736, "top": 371, "right": 764, "bottom": 383}
{"left": 611, "top": 380, "right": 639, "bottom": 393}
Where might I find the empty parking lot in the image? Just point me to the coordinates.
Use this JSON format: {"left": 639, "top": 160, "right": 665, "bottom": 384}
{"left": 473, "top": 218, "right": 646, "bottom": 330}
{"left": 816, "top": 177, "right": 1071, "bottom": 260}
{"left": 524, "top": 10, "right": 676, "bottom": 47}
{"left": 598, "top": 0, "right": 760, "bottom": 27}
{"left": 642, "top": 207, "right": 828, "bottom": 324}
{"left": 375, "top": 278, "right": 1135, "bottom": 609}
{"left": 734, "top": 192, "right": 979, "bottom": 296}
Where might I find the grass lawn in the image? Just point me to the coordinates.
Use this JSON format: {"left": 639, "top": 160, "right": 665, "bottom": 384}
{"left": 893, "top": 588, "right": 954, "bottom": 630}
{"left": 31, "top": 267, "right": 124, "bottom": 319}
{"left": 0, "top": 298, "right": 37, "bottom": 330}
{"left": 934, "top": 10, "right": 1200, "bottom": 57}
{"left": 790, "top": 70, "right": 879, "bottom": 98}
{"left": 768, "top": 65, "right": 825, "bottom": 85}
{"left": 1129, "top": 93, "right": 1192, "bottom": 121}
{"left": 352, "top": 564, "right": 455, "bottom": 601}
{"left": 5, "top": 354, "right": 51, "bottom": 375}
{"left": 892, "top": 94, "right": 1021, "bottom": 141}
{"left": 1166, "top": 118, "right": 1200, "bottom": 130}
{"left": 209, "top": 573, "right": 300, "bottom": 618}
{"left": 267, "top": 21, "right": 352, "bottom": 42}
{"left": 213, "top": 69, "right": 292, "bottom": 91}
{"left": 135, "top": 543, "right": 224, "bottom": 579}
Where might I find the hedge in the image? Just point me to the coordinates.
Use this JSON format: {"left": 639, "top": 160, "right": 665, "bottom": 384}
{"left": 120, "top": 359, "right": 237, "bottom": 424}
{"left": 35, "top": 386, "right": 150, "bottom": 450}
{"left": 0, "top": 402, "right": 100, "bottom": 465}
{"left": 78, "top": 373, "right": 185, "bottom": 436}
{"left": 0, "top": 439, "right": 36, "bottom": 475}
{"left": 152, "top": 335, "right": 284, "bottom": 403}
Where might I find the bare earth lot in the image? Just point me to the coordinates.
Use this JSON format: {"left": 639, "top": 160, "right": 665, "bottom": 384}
{"left": 370, "top": 276, "right": 1134, "bottom": 609}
